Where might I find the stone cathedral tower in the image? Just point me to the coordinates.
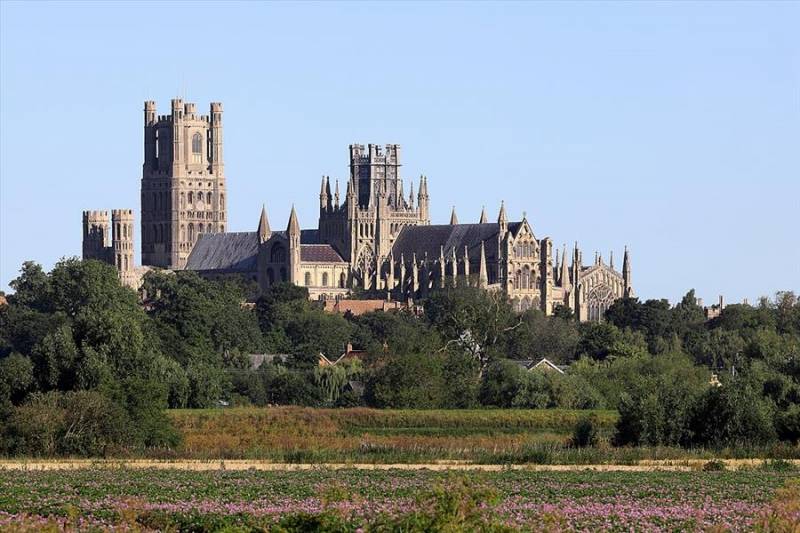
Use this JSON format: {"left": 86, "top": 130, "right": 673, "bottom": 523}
{"left": 141, "top": 99, "right": 227, "bottom": 269}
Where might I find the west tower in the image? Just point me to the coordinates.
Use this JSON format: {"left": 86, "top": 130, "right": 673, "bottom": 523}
{"left": 141, "top": 99, "right": 227, "bottom": 269}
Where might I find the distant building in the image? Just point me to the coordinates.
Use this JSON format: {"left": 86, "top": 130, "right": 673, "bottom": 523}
{"left": 81, "top": 99, "right": 634, "bottom": 321}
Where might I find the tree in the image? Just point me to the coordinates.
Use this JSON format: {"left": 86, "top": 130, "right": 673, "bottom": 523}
{"left": 689, "top": 382, "right": 777, "bottom": 447}
{"left": 366, "top": 354, "right": 446, "bottom": 408}
{"left": 576, "top": 322, "right": 621, "bottom": 361}
{"left": 425, "top": 287, "right": 519, "bottom": 373}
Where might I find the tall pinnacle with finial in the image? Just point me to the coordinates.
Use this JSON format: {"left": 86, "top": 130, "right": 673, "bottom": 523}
{"left": 478, "top": 241, "right": 488, "bottom": 288}
{"left": 287, "top": 204, "right": 300, "bottom": 235}
{"left": 560, "top": 243, "right": 569, "bottom": 287}
{"left": 623, "top": 246, "right": 632, "bottom": 295}
{"left": 498, "top": 200, "right": 507, "bottom": 233}
{"left": 258, "top": 204, "right": 270, "bottom": 243}
{"left": 334, "top": 179, "right": 340, "bottom": 208}
{"left": 479, "top": 206, "right": 488, "bottom": 224}
{"left": 450, "top": 206, "right": 458, "bottom": 225}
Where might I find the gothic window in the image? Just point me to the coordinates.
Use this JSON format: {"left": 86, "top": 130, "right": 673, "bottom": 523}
{"left": 188, "top": 192, "right": 193, "bottom": 204}
{"left": 322, "top": 272, "right": 329, "bottom": 287}
{"left": 220, "top": 193, "right": 225, "bottom": 205}
{"left": 180, "top": 192, "right": 186, "bottom": 208}
{"left": 188, "top": 223, "right": 194, "bottom": 242}
{"left": 192, "top": 133, "right": 202, "bottom": 163}
{"left": 280, "top": 267, "right": 287, "bottom": 281}
{"left": 181, "top": 225, "right": 186, "bottom": 241}
{"left": 206, "top": 192, "right": 212, "bottom": 204}
{"left": 124, "top": 256, "right": 128, "bottom": 270}
{"left": 304, "top": 272, "right": 312, "bottom": 286}
{"left": 220, "top": 225, "right": 225, "bottom": 232}
{"left": 198, "top": 223, "right": 204, "bottom": 237}
{"left": 270, "top": 244, "right": 286, "bottom": 263}
{"left": 339, "top": 272, "right": 346, "bottom": 288}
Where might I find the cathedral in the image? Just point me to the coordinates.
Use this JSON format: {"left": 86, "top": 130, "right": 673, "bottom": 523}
{"left": 82, "top": 99, "right": 633, "bottom": 321}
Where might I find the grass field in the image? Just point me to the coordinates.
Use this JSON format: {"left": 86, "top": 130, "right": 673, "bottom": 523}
{"left": 164, "top": 407, "right": 799, "bottom": 464}
{"left": 0, "top": 467, "right": 797, "bottom": 531}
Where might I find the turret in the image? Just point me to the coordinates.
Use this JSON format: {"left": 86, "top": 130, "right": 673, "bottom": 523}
{"left": 82, "top": 210, "right": 110, "bottom": 261}
{"left": 209, "top": 101, "right": 224, "bottom": 174}
{"left": 334, "top": 179, "right": 340, "bottom": 209}
{"left": 623, "top": 246, "right": 632, "bottom": 296}
{"left": 143, "top": 101, "right": 157, "bottom": 170}
{"left": 171, "top": 99, "right": 184, "bottom": 170}
{"left": 111, "top": 209, "right": 135, "bottom": 273}
{"left": 497, "top": 200, "right": 507, "bottom": 234}
{"left": 417, "top": 175, "right": 430, "bottom": 223}
{"left": 319, "top": 176, "right": 329, "bottom": 211}
{"left": 258, "top": 205, "right": 271, "bottom": 244}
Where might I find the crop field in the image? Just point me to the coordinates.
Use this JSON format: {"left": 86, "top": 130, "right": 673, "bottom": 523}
{"left": 0, "top": 467, "right": 797, "bottom": 532}
{"left": 165, "top": 407, "right": 798, "bottom": 464}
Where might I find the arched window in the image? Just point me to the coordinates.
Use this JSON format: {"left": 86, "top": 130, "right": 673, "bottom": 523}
{"left": 188, "top": 223, "right": 194, "bottom": 242}
{"left": 197, "top": 191, "right": 204, "bottom": 204}
{"left": 339, "top": 272, "right": 346, "bottom": 288}
{"left": 220, "top": 193, "right": 225, "bottom": 205}
{"left": 198, "top": 223, "right": 204, "bottom": 237}
{"left": 304, "top": 272, "right": 312, "bottom": 286}
{"left": 206, "top": 192, "right": 212, "bottom": 204}
{"left": 180, "top": 192, "right": 186, "bottom": 208}
{"left": 270, "top": 244, "right": 286, "bottom": 263}
{"left": 322, "top": 272, "right": 329, "bottom": 287}
{"left": 192, "top": 133, "right": 202, "bottom": 163}
{"left": 188, "top": 192, "right": 193, "bottom": 204}
{"left": 220, "top": 225, "right": 224, "bottom": 232}
{"left": 124, "top": 256, "right": 128, "bottom": 270}
{"left": 180, "top": 225, "right": 186, "bottom": 241}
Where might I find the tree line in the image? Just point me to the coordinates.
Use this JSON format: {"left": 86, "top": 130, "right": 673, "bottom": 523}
{"left": 1, "top": 258, "right": 798, "bottom": 455}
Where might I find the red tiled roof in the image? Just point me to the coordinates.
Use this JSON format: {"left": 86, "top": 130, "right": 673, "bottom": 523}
{"left": 300, "top": 244, "right": 345, "bottom": 263}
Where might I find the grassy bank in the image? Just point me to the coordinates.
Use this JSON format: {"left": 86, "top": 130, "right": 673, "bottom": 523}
{"left": 161, "top": 407, "right": 800, "bottom": 464}
{"left": 165, "top": 407, "right": 615, "bottom": 462}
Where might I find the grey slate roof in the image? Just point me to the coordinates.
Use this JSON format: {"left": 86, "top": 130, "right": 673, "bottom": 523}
{"left": 185, "top": 232, "right": 258, "bottom": 273}
{"left": 301, "top": 244, "right": 345, "bottom": 263}
{"left": 391, "top": 223, "right": 502, "bottom": 260}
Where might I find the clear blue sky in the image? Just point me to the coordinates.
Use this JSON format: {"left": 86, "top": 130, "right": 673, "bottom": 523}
{"left": 1, "top": 1, "right": 798, "bottom": 303}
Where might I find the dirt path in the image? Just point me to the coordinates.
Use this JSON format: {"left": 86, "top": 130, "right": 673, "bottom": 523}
{"left": 0, "top": 458, "right": 795, "bottom": 472}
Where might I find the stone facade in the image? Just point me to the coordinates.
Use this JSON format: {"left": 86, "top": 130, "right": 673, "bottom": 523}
{"left": 141, "top": 99, "right": 227, "bottom": 269}
{"left": 81, "top": 209, "right": 148, "bottom": 289}
{"left": 80, "top": 100, "right": 632, "bottom": 320}
{"left": 185, "top": 138, "right": 633, "bottom": 321}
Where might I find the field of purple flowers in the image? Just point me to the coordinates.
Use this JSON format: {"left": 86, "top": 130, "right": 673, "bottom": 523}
{"left": 0, "top": 468, "right": 797, "bottom": 532}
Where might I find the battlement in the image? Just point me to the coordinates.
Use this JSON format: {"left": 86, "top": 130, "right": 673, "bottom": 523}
{"left": 111, "top": 209, "right": 134, "bottom": 219}
{"left": 83, "top": 210, "right": 109, "bottom": 222}
{"left": 349, "top": 143, "right": 401, "bottom": 165}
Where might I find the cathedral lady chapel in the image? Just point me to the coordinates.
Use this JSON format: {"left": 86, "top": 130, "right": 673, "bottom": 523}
{"left": 82, "top": 99, "right": 632, "bottom": 321}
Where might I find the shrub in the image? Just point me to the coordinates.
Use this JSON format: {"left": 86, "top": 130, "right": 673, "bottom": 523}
{"left": 775, "top": 404, "right": 800, "bottom": 443}
{"left": 572, "top": 416, "right": 599, "bottom": 448}
{"left": 689, "top": 382, "right": 777, "bottom": 447}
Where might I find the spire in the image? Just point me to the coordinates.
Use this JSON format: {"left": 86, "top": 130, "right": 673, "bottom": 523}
{"left": 334, "top": 179, "right": 340, "bottom": 208}
{"left": 560, "top": 244, "right": 569, "bottom": 287}
{"left": 498, "top": 200, "right": 507, "bottom": 225}
{"left": 479, "top": 206, "right": 488, "bottom": 224}
{"left": 449, "top": 206, "right": 459, "bottom": 225}
{"left": 257, "top": 204, "right": 270, "bottom": 243}
{"left": 287, "top": 204, "right": 300, "bottom": 235}
{"left": 609, "top": 250, "right": 614, "bottom": 270}
{"left": 409, "top": 181, "right": 415, "bottom": 207}
{"left": 478, "top": 241, "right": 488, "bottom": 288}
